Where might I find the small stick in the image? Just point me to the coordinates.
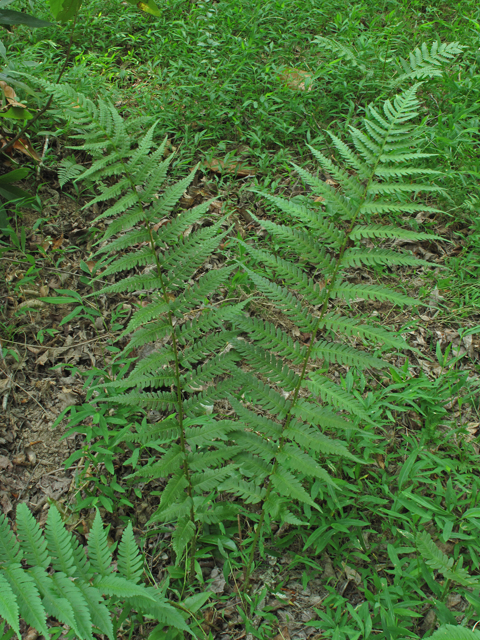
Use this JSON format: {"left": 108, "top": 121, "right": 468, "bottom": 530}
{"left": 237, "top": 514, "right": 243, "bottom": 544}
{"left": 0, "top": 366, "right": 48, "bottom": 414}
{"left": 36, "top": 136, "right": 50, "bottom": 180}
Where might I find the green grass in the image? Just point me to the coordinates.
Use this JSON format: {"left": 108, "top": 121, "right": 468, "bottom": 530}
{"left": 3, "top": 0, "right": 480, "bottom": 637}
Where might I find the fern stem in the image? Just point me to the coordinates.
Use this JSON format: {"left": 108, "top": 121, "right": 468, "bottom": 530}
{"left": 145, "top": 223, "right": 198, "bottom": 580}
{"left": 243, "top": 101, "right": 402, "bottom": 590}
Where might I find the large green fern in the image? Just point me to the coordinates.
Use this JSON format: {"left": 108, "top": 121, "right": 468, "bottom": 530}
{"left": 0, "top": 504, "right": 189, "bottom": 640}
{"left": 220, "top": 84, "right": 442, "bottom": 584}
{"left": 35, "top": 77, "right": 446, "bottom": 589}
{"left": 32, "top": 78, "right": 245, "bottom": 572}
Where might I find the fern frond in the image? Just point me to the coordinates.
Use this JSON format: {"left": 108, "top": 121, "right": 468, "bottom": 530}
{"left": 45, "top": 506, "right": 75, "bottom": 577}
{"left": 271, "top": 470, "right": 317, "bottom": 508}
{"left": 2, "top": 564, "right": 48, "bottom": 638}
{"left": 429, "top": 626, "right": 480, "bottom": 640}
{"left": 416, "top": 531, "right": 478, "bottom": 587}
{"left": 235, "top": 315, "right": 307, "bottom": 364}
{"left": 58, "top": 156, "right": 83, "bottom": 187}
{"left": 94, "top": 228, "right": 150, "bottom": 255}
{"left": 95, "top": 205, "right": 148, "bottom": 240}
{"left": 126, "top": 122, "right": 161, "bottom": 169}
{"left": 124, "top": 318, "right": 171, "bottom": 351}
{"left": 197, "top": 502, "right": 239, "bottom": 524}
{"left": 308, "top": 145, "right": 365, "bottom": 199}
{"left": 16, "top": 503, "right": 50, "bottom": 569}
{"left": 326, "top": 133, "right": 370, "bottom": 180}
{"left": 232, "top": 430, "right": 277, "bottom": 461}
{"left": 239, "top": 242, "right": 328, "bottom": 306}
{"left": 228, "top": 397, "right": 282, "bottom": 437}
{"left": 350, "top": 224, "right": 438, "bottom": 241}
{"left": 191, "top": 467, "right": 233, "bottom": 492}
{"left": 150, "top": 498, "right": 193, "bottom": 524}
{"left": 185, "top": 418, "right": 238, "bottom": 446}
{"left": 94, "top": 575, "right": 155, "bottom": 601}
{"left": 277, "top": 444, "right": 335, "bottom": 486}
{"left": 243, "top": 269, "right": 316, "bottom": 331}
{"left": 375, "top": 167, "right": 442, "bottom": 178}
{"left": 341, "top": 247, "right": 427, "bottom": 268}
{"left": 285, "top": 421, "right": 359, "bottom": 459}
{"left": 318, "top": 313, "right": 408, "bottom": 349}
{"left": 182, "top": 352, "right": 239, "bottom": 391}
{"left": 176, "top": 301, "right": 248, "bottom": 344}
{"left": 0, "top": 573, "right": 20, "bottom": 639}
{"left": 188, "top": 446, "right": 241, "bottom": 471}
{"left": 87, "top": 511, "right": 113, "bottom": 577}
{"left": 392, "top": 41, "right": 464, "bottom": 85}
{"left": 291, "top": 163, "right": 355, "bottom": 220}
{"left": 312, "top": 340, "right": 387, "bottom": 369}
{"left": 219, "top": 477, "right": 267, "bottom": 504}
{"left": 314, "top": 36, "right": 367, "bottom": 72}
{"left": 307, "top": 374, "right": 372, "bottom": 422}
{"left": 331, "top": 283, "right": 418, "bottom": 307}
{"left": 97, "top": 247, "right": 156, "bottom": 278}
{"left": 234, "top": 453, "right": 271, "bottom": 480}
{"left": 368, "top": 182, "right": 443, "bottom": 195}
{"left": 250, "top": 193, "right": 346, "bottom": 245}
{"left": 244, "top": 223, "right": 336, "bottom": 271}
{"left": 135, "top": 445, "right": 184, "bottom": 479}
{"left": 158, "top": 472, "right": 189, "bottom": 511}
{"left": 292, "top": 400, "right": 354, "bottom": 431}
{"left": 181, "top": 330, "right": 240, "bottom": 367}
{"left": 70, "top": 535, "right": 92, "bottom": 580}
{"left": 75, "top": 581, "right": 114, "bottom": 640}
{"left": 107, "top": 389, "right": 174, "bottom": 412}
{"left": 125, "top": 588, "right": 190, "bottom": 631}
{"left": 29, "top": 567, "right": 80, "bottom": 639}
{"left": 172, "top": 517, "right": 195, "bottom": 562}
{"left": 93, "top": 271, "right": 165, "bottom": 297}
{"left": 235, "top": 372, "right": 291, "bottom": 418}
{"left": 360, "top": 201, "right": 440, "bottom": 215}
{"left": 232, "top": 340, "right": 300, "bottom": 390}
{"left": 49, "top": 574, "right": 93, "bottom": 640}
{"left": 0, "top": 513, "right": 21, "bottom": 564}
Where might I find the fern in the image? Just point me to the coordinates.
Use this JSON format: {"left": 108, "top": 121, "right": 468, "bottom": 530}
{"left": 28, "top": 80, "right": 245, "bottom": 573}
{"left": 36, "top": 78, "right": 447, "bottom": 592}
{"left": 315, "top": 36, "right": 464, "bottom": 89}
{"left": 393, "top": 41, "right": 465, "bottom": 86}
{"left": 0, "top": 504, "right": 188, "bottom": 640}
{"left": 57, "top": 155, "right": 84, "bottom": 187}
{"left": 222, "top": 84, "right": 442, "bottom": 586}
{"left": 429, "top": 626, "right": 480, "bottom": 640}
{"left": 416, "top": 531, "right": 479, "bottom": 588}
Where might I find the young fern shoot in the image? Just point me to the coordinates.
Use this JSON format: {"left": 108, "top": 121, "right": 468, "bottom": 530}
{"left": 223, "top": 84, "right": 442, "bottom": 587}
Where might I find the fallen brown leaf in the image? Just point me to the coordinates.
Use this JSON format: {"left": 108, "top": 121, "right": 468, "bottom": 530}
{"left": 277, "top": 67, "right": 313, "bottom": 91}
{"left": 203, "top": 158, "right": 255, "bottom": 177}
{"left": 51, "top": 234, "right": 64, "bottom": 250}
{"left": 24, "top": 627, "right": 39, "bottom": 640}
{"left": 0, "top": 80, "right": 26, "bottom": 107}
{"left": 13, "top": 137, "right": 42, "bottom": 161}
{"left": 273, "top": 626, "right": 291, "bottom": 640}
